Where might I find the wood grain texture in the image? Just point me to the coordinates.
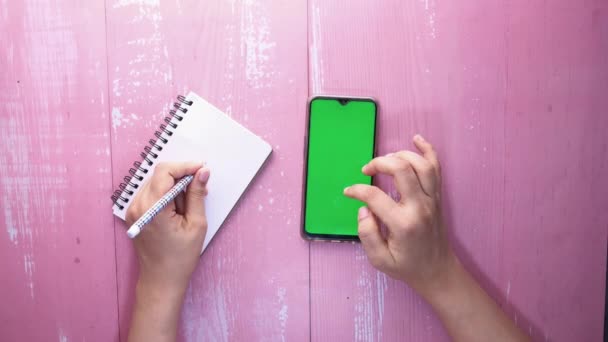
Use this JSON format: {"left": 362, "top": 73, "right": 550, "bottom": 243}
{"left": 309, "top": 0, "right": 607, "bottom": 341}
{"left": 105, "top": 0, "right": 309, "bottom": 341}
{"left": 0, "top": 1, "right": 118, "bottom": 341}
{"left": 2, "top": 1, "right": 606, "bottom": 341}
{"left": 501, "top": 1, "right": 608, "bottom": 340}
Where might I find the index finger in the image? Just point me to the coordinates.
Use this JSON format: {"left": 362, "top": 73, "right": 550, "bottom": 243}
{"left": 344, "top": 184, "right": 400, "bottom": 226}
{"left": 362, "top": 155, "right": 424, "bottom": 201}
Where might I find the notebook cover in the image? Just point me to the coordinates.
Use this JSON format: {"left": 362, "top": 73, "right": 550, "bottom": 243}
{"left": 112, "top": 92, "right": 272, "bottom": 252}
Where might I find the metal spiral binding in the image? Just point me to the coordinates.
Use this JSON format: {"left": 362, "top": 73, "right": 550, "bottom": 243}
{"left": 111, "top": 95, "right": 193, "bottom": 210}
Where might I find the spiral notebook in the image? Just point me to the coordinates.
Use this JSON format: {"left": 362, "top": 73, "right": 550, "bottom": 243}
{"left": 111, "top": 92, "right": 272, "bottom": 252}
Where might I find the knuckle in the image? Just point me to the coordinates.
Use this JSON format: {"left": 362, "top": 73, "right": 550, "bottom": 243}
{"left": 393, "top": 158, "right": 411, "bottom": 171}
{"left": 188, "top": 187, "right": 207, "bottom": 199}
{"left": 419, "top": 161, "right": 434, "bottom": 176}
{"left": 358, "top": 223, "right": 374, "bottom": 238}
{"left": 369, "top": 256, "right": 388, "bottom": 270}
{"left": 154, "top": 162, "right": 169, "bottom": 174}
{"left": 416, "top": 202, "right": 435, "bottom": 224}
{"left": 434, "top": 159, "right": 442, "bottom": 174}
{"left": 393, "top": 151, "right": 412, "bottom": 163}
{"left": 395, "top": 158, "right": 413, "bottom": 174}
{"left": 360, "top": 186, "right": 381, "bottom": 201}
{"left": 125, "top": 204, "right": 140, "bottom": 225}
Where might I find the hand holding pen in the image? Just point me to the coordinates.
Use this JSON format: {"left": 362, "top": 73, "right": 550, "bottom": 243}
{"left": 125, "top": 161, "right": 210, "bottom": 287}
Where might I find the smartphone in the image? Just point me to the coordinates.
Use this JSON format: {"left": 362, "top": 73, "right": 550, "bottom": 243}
{"left": 301, "top": 96, "right": 377, "bottom": 241}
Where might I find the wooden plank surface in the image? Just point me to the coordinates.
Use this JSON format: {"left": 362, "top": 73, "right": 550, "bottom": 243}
{"left": 1, "top": 0, "right": 606, "bottom": 341}
{"left": 0, "top": 1, "right": 119, "bottom": 341}
{"left": 309, "top": 1, "right": 503, "bottom": 340}
{"left": 501, "top": 2, "right": 608, "bottom": 340}
{"left": 104, "top": 0, "right": 309, "bottom": 341}
{"left": 309, "top": 0, "right": 607, "bottom": 341}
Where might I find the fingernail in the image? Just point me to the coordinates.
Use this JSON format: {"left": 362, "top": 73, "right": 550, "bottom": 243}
{"left": 414, "top": 134, "right": 425, "bottom": 142}
{"left": 198, "top": 168, "right": 210, "bottom": 183}
{"left": 358, "top": 206, "right": 370, "bottom": 220}
{"left": 343, "top": 186, "right": 351, "bottom": 194}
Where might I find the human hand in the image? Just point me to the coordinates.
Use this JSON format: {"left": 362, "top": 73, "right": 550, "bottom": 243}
{"left": 345, "top": 136, "right": 529, "bottom": 342}
{"left": 344, "top": 135, "right": 454, "bottom": 296}
{"left": 126, "top": 161, "right": 210, "bottom": 294}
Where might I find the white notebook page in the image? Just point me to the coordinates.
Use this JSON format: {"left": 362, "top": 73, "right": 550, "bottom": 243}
{"left": 113, "top": 92, "right": 272, "bottom": 252}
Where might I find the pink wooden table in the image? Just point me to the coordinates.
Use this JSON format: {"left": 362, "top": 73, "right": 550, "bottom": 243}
{"left": 1, "top": 1, "right": 607, "bottom": 341}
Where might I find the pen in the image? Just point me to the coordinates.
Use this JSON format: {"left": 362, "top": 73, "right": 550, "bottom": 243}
{"left": 126, "top": 175, "right": 194, "bottom": 239}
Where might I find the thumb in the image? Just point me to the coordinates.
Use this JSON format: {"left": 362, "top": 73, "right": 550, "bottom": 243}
{"left": 358, "top": 207, "right": 394, "bottom": 272}
{"left": 185, "top": 167, "right": 210, "bottom": 228}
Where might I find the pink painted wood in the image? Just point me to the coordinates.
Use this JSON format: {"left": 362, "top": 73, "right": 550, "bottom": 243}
{"left": 309, "top": 0, "right": 608, "bottom": 341}
{"left": 0, "top": 1, "right": 118, "bottom": 341}
{"left": 1, "top": 0, "right": 607, "bottom": 341}
{"left": 105, "top": 1, "right": 309, "bottom": 341}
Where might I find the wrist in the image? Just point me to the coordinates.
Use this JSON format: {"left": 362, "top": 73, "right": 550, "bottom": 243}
{"left": 136, "top": 270, "right": 189, "bottom": 307}
{"left": 138, "top": 262, "right": 192, "bottom": 293}
{"left": 129, "top": 271, "right": 187, "bottom": 342}
{"left": 414, "top": 251, "right": 465, "bottom": 304}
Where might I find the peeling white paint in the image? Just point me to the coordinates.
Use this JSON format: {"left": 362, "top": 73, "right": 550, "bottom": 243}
{"left": 376, "top": 271, "right": 388, "bottom": 340}
{"left": 1, "top": 0, "right": 82, "bottom": 302}
{"left": 58, "top": 329, "right": 68, "bottom": 342}
{"left": 181, "top": 283, "right": 230, "bottom": 341}
{"left": 111, "top": 0, "right": 172, "bottom": 109}
{"left": 4, "top": 189, "right": 18, "bottom": 244}
{"left": 113, "top": 0, "right": 159, "bottom": 8}
{"left": 240, "top": 0, "right": 276, "bottom": 89}
{"left": 354, "top": 248, "right": 378, "bottom": 342}
{"left": 6, "top": 223, "right": 17, "bottom": 244}
{"left": 112, "top": 107, "right": 127, "bottom": 129}
{"left": 113, "top": 79, "right": 121, "bottom": 97}
{"left": 420, "top": 0, "right": 437, "bottom": 39}
{"left": 215, "top": 287, "right": 229, "bottom": 341}
{"left": 1, "top": 111, "right": 37, "bottom": 298}
{"left": 310, "top": 3, "right": 324, "bottom": 92}
{"left": 277, "top": 287, "right": 288, "bottom": 341}
{"left": 24, "top": 253, "right": 35, "bottom": 298}
{"left": 25, "top": 1, "right": 78, "bottom": 100}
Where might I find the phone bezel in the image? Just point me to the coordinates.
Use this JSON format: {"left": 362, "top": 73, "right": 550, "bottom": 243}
{"left": 300, "top": 95, "right": 378, "bottom": 242}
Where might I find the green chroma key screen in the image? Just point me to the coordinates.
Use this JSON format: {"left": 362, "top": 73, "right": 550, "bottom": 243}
{"left": 304, "top": 97, "right": 377, "bottom": 238}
